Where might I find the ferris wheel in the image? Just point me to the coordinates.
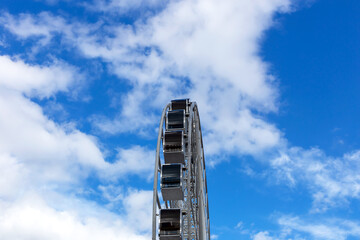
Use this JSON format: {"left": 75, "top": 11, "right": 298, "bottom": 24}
{"left": 152, "top": 99, "right": 210, "bottom": 240}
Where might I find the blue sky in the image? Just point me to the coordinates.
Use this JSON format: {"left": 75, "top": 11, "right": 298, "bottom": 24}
{"left": 0, "top": 0, "right": 359, "bottom": 239}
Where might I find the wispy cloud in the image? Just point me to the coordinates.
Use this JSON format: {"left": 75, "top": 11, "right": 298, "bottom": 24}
{"left": 278, "top": 215, "right": 360, "bottom": 240}
{"left": 252, "top": 231, "right": 275, "bottom": 240}
{"left": 84, "top": 0, "right": 168, "bottom": 14}
{"left": 271, "top": 148, "right": 360, "bottom": 211}
{"left": 250, "top": 215, "right": 360, "bottom": 240}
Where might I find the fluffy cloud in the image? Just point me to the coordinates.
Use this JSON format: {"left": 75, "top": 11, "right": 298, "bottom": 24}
{"left": 0, "top": 55, "right": 153, "bottom": 239}
{"left": 109, "top": 146, "right": 155, "bottom": 179}
{"left": 0, "top": 56, "right": 106, "bottom": 190}
{"left": 0, "top": 55, "right": 155, "bottom": 186}
{"left": 94, "top": 0, "right": 289, "bottom": 157}
{"left": 0, "top": 1, "right": 296, "bottom": 237}
{"left": 0, "top": 0, "right": 290, "bottom": 157}
{"left": 0, "top": 153, "right": 26, "bottom": 199}
{"left": 0, "top": 55, "right": 78, "bottom": 98}
{"left": 122, "top": 189, "right": 153, "bottom": 232}
{"left": 0, "top": 192, "right": 150, "bottom": 240}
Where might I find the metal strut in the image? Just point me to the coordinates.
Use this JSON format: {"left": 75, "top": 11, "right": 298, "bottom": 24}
{"left": 152, "top": 99, "right": 210, "bottom": 240}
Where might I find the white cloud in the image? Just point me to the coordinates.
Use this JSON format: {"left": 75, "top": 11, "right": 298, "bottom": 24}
{"left": 252, "top": 216, "right": 360, "bottom": 240}
{"left": 97, "top": 186, "right": 153, "bottom": 231}
{"left": 4, "top": 1, "right": 359, "bottom": 239}
{"left": 0, "top": 12, "right": 96, "bottom": 50}
{"left": 108, "top": 146, "right": 155, "bottom": 179}
{"left": 0, "top": 89, "right": 105, "bottom": 188}
{"left": 0, "top": 153, "right": 26, "bottom": 200}
{"left": 0, "top": 55, "right": 153, "bottom": 193}
{"left": 0, "top": 0, "right": 291, "bottom": 157}
{"left": 271, "top": 148, "right": 360, "bottom": 211}
{"left": 0, "top": 12, "right": 65, "bottom": 45}
{"left": 0, "top": 55, "right": 157, "bottom": 194}
{"left": 253, "top": 231, "right": 274, "bottom": 240}
{"left": 0, "top": 56, "right": 109, "bottom": 197}
{"left": 1, "top": 0, "right": 359, "bottom": 218}
{"left": 0, "top": 54, "right": 153, "bottom": 239}
{"left": 99, "top": 184, "right": 124, "bottom": 204}
{"left": 278, "top": 216, "right": 360, "bottom": 240}
{"left": 235, "top": 221, "right": 243, "bottom": 229}
{"left": 122, "top": 189, "right": 153, "bottom": 232}
{"left": 99, "top": 0, "right": 289, "bottom": 151}
{"left": 0, "top": 192, "right": 150, "bottom": 240}
{"left": 85, "top": 0, "right": 168, "bottom": 14}
{"left": 210, "top": 234, "right": 219, "bottom": 239}
{"left": 0, "top": 55, "right": 78, "bottom": 98}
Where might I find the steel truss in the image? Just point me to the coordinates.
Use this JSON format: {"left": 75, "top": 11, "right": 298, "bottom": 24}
{"left": 152, "top": 99, "right": 210, "bottom": 240}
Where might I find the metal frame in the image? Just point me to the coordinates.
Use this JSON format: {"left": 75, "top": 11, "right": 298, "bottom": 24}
{"left": 152, "top": 100, "right": 210, "bottom": 240}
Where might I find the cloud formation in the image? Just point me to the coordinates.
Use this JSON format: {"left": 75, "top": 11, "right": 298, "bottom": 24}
{"left": 0, "top": 192, "right": 150, "bottom": 240}
{"left": 0, "top": 1, "right": 295, "bottom": 237}
{"left": 0, "top": 55, "right": 153, "bottom": 239}
{"left": 0, "top": 0, "right": 359, "bottom": 239}
{"left": 271, "top": 148, "right": 360, "bottom": 211}
{"left": 251, "top": 216, "right": 360, "bottom": 240}
{"left": 1, "top": 0, "right": 290, "bottom": 158}
{"left": 278, "top": 215, "right": 360, "bottom": 240}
